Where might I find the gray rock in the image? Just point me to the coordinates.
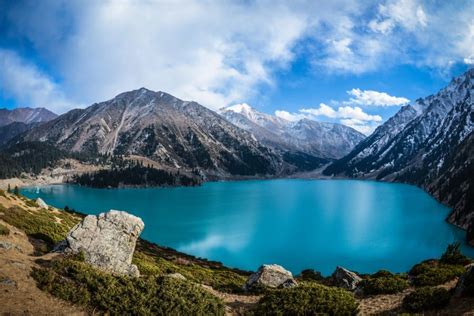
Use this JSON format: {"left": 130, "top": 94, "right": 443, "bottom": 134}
{"left": 0, "top": 277, "right": 16, "bottom": 287}
{"left": 455, "top": 264, "right": 474, "bottom": 296}
{"left": 245, "top": 264, "right": 296, "bottom": 290}
{"left": 36, "top": 198, "right": 48, "bottom": 209}
{"left": 64, "top": 210, "right": 144, "bottom": 277}
{"left": 0, "top": 241, "right": 23, "bottom": 253}
{"left": 165, "top": 273, "right": 187, "bottom": 280}
{"left": 331, "top": 266, "right": 362, "bottom": 290}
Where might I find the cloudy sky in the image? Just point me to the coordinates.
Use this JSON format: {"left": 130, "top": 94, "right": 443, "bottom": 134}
{"left": 0, "top": 0, "right": 472, "bottom": 134}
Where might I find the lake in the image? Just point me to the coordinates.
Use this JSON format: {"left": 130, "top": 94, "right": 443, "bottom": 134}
{"left": 21, "top": 179, "right": 474, "bottom": 275}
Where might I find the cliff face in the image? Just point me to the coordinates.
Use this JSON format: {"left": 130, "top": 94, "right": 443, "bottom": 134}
{"left": 324, "top": 69, "right": 474, "bottom": 230}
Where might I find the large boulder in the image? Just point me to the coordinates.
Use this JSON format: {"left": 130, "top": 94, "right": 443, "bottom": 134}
{"left": 64, "top": 210, "right": 144, "bottom": 277}
{"left": 36, "top": 198, "right": 48, "bottom": 209}
{"left": 331, "top": 266, "right": 362, "bottom": 290}
{"left": 245, "top": 264, "right": 297, "bottom": 290}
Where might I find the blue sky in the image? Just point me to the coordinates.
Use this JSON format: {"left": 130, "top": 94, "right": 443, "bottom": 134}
{"left": 0, "top": 0, "right": 472, "bottom": 134}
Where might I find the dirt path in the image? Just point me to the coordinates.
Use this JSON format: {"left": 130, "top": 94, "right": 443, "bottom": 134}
{"left": 0, "top": 220, "right": 85, "bottom": 315}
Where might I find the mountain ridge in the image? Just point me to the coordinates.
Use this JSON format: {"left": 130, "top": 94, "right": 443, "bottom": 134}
{"left": 324, "top": 68, "right": 474, "bottom": 236}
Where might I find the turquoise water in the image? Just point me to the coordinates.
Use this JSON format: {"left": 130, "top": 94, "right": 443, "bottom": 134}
{"left": 21, "top": 179, "right": 474, "bottom": 275}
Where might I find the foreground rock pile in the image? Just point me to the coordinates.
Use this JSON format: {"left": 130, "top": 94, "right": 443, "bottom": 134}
{"left": 245, "top": 264, "right": 297, "bottom": 290}
{"left": 63, "top": 210, "right": 144, "bottom": 277}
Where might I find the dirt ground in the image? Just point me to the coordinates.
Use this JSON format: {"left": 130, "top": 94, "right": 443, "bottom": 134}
{"left": 0, "top": 220, "right": 85, "bottom": 315}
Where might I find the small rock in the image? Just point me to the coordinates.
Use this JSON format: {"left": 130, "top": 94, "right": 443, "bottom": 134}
{"left": 36, "top": 198, "right": 48, "bottom": 209}
{"left": 165, "top": 273, "right": 187, "bottom": 280}
{"left": 331, "top": 266, "right": 362, "bottom": 290}
{"left": 0, "top": 277, "right": 16, "bottom": 287}
{"left": 64, "top": 210, "right": 144, "bottom": 277}
{"left": 0, "top": 241, "right": 23, "bottom": 253}
{"left": 245, "top": 264, "right": 297, "bottom": 290}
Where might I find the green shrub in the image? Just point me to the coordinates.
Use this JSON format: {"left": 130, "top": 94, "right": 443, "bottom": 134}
{"left": 409, "top": 260, "right": 465, "bottom": 287}
{"left": 0, "top": 205, "right": 80, "bottom": 247}
{"left": 0, "top": 223, "right": 9, "bottom": 235}
{"left": 440, "top": 242, "right": 471, "bottom": 265}
{"left": 133, "top": 241, "right": 249, "bottom": 294}
{"left": 252, "top": 284, "right": 358, "bottom": 315}
{"left": 359, "top": 270, "right": 409, "bottom": 295}
{"left": 299, "top": 269, "right": 324, "bottom": 282}
{"left": 32, "top": 257, "right": 225, "bottom": 315}
{"left": 402, "top": 287, "right": 451, "bottom": 312}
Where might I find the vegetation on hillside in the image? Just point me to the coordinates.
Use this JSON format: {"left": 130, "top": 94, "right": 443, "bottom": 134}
{"left": 359, "top": 270, "right": 409, "bottom": 295}
{"left": 32, "top": 257, "right": 225, "bottom": 315}
{"left": 74, "top": 161, "right": 201, "bottom": 188}
{"left": 252, "top": 284, "right": 359, "bottom": 315}
{"left": 402, "top": 287, "right": 451, "bottom": 312}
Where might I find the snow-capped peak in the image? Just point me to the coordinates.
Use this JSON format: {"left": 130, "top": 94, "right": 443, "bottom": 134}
{"left": 222, "top": 103, "right": 253, "bottom": 114}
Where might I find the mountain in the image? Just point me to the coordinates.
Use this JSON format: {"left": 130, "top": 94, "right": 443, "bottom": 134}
{"left": 220, "top": 104, "right": 365, "bottom": 159}
{"left": 324, "top": 68, "right": 474, "bottom": 231}
{"left": 0, "top": 107, "right": 57, "bottom": 126}
{"left": 17, "top": 88, "right": 287, "bottom": 178}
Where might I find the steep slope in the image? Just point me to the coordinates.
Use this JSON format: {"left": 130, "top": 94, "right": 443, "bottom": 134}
{"left": 324, "top": 68, "right": 474, "bottom": 230}
{"left": 19, "top": 89, "right": 282, "bottom": 178}
{"left": 0, "top": 122, "right": 33, "bottom": 146}
{"left": 220, "top": 105, "right": 365, "bottom": 159}
{"left": 0, "top": 107, "right": 57, "bottom": 126}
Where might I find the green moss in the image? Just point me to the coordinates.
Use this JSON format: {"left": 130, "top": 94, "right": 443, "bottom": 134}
{"left": 0, "top": 205, "right": 80, "bottom": 247}
{"left": 359, "top": 270, "right": 409, "bottom": 295}
{"left": 252, "top": 284, "right": 359, "bottom": 315}
{"left": 409, "top": 260, "right": 465, "bottom": 287}
{"left": 32, "top": 257, "right": 225, "bottom": 315}
{"left": 0, "top": 223, "right": 9, "bottom": 235}
{"left": 133, "top": 246, "right": 248, "bottom": 293}
{"left": 402, "top": 287, "right": 451, "bottom": 312}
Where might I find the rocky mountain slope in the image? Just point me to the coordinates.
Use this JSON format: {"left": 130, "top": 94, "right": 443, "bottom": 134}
{"left": 0, "top": 108, "right": 57, "bottom": 146}
{"left": 0, "top": 107, "right": 57, "bottom": 126}
{"left": 220, "top": 104, "right": 365, "bottom": 159}
{"left": 18, "top": 89, "right": 286, "bottom": 178}
{"left": 324, "top": 68, "right": 474, "bottom": 231}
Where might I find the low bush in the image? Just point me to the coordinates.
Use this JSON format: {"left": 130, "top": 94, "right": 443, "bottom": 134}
{"left": 252, "top": 284, "right": 358, "bottom": 315}
{"left": 409, "top": 260, "right": 465, "bottom": 287}
{"left": 133, "top": 240, "right": 249, "bottom": 294}
{"left": 299, "top": 269, "right": 324, "bottom": 282}
{"left": 0, "top": 205, "right": 80, "bottom": 248}
{"left": 32, "top": 257, "right": 225, "bottom": 315}
{"left": 359, "top": 270, "right": 409, "bottom": 295}
{"left": 402, "top": 287, "right": 451, "bottom": 312}
{"left": 0, "top": 223, "right": 9, "bottom": 235}
{"left": 440, "top": 242, "right": 471, "bottom": 265}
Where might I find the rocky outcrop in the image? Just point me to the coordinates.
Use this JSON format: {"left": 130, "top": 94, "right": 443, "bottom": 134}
{"left": 455, "top": 264, "right": 474, "bottom": 296}
{"left": 245, "top": 264, "right": 297, "bottom": 290}
{"left": 331, "top": 266, "right": 362, "bottom": 290}
{"left": 36, "top": 198, "right": 48, "bottom": 209}
{"left": 64, "top": 210, "right": 144, "bottom": 277}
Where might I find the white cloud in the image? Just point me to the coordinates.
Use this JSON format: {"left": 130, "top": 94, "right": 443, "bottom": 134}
{"left": 276, "top": 103, "right": 382, "bottom": 135}
{"left": 0, "top": 49, "right": 78, "bottom": 113}
{"left": 4, "top": 0, "right": 311, "bottom": 110}
{"left": 274, "top": 110, "right": 311, "bottom": 122}
{"left": 340, "top": 119, "right": 380, "bottom": 135}
{"left": 347, "top": 88, "right": 409, "bottom": 106}
{"left": 1, "top": 0, "right": 472, "bottom": 112}
{"left": 300, "top": 104, "right": 382, "bottom": 122}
